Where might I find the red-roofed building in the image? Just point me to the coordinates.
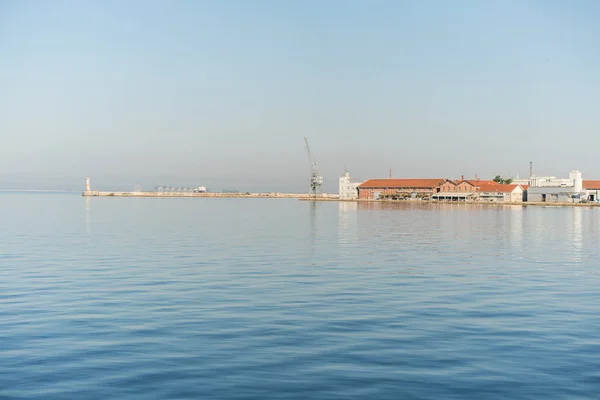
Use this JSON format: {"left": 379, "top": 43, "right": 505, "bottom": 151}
{"left": 431, "top": 179, "right": 524, "bottom": 202}
{"left": 437, "top": 179, "right": 478, "bottom": 193}
{"left": 583, "top": 180, "right": 600, "bottom": 191}
{"left": 583, "top": 181, "right": 600, "bottom": 202}
{"left": 476, "top": 184, "right": 524, "bottom": 202}
{"left": 466, "top": 180, "right": 497, "bottom": 186}
{"left": 358, "top": 176, "right": 525, "bottom": 202}
{"left": 357, "top": 178, "right": 444, "bottom": 200}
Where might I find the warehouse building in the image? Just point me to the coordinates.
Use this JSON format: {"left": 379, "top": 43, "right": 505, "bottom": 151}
{"left": 527, "top": 170, "right": 585, "bottom": 203}
{"left": 583, "top": 180, "right": 600, "bottom": 202}
{"left": 431, "top": 179, "right": 524, "bottom": 202}
{"left": 476, "top": 184, "right": 524, "bottom": 202}
{"left": 357, "top": 178, "right": 444, "bottom": 200}
{"left": 431, "top": 178, "right": 477, "bottom": 201}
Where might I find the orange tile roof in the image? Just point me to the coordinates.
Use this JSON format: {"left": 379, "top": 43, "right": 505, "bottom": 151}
{"left": 467, "top": 180, "right": 497, "bottom": 186}
{"left": 583, "top": 180, "right": 600, "bottom": 189}
{"left": 358, "top": 179, "right": 444, "bottom": 189}
{"left": 476, "top": 184, "right": 520, "bottom": 193}
{"left": 441, "top": 179, "right": 476, "bottom": 185}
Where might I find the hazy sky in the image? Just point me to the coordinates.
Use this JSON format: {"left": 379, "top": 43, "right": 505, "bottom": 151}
{"left": 2, "top": 0, "right": 600, "bottom": 191}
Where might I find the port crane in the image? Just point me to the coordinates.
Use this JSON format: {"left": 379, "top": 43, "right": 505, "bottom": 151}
{"left": 304, "top": 137, "right": 323, "bottom": 197}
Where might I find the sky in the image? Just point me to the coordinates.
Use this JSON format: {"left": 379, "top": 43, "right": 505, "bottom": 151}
{"left": 2, "top": 0, "right": 600, "bottom": 192}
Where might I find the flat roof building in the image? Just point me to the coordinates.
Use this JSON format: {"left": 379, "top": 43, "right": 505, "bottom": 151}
{"left": 528, "top": 170, "right": 584, "bottom": 203}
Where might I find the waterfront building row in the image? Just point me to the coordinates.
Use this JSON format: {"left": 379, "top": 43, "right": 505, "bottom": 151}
{"left": 339, "top": 169, "right": 600, "bottom": 203}
{"left": 354, "top": 178, "right": 524, "bottom": 202}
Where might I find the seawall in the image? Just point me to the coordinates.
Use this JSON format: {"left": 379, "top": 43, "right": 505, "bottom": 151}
{"left": 300, "top": 198, "right": 600, "bottom": 207}
{"left": 82, "top": 192, "right": 600, "bottom": 207}
{"left": 82, "top": 191, "right": 339, "bottom": 199}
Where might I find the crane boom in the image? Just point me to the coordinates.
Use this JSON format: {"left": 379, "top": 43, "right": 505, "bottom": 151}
{"left": 304, "top": 137, "right": 323, "bottom": 197}
{"left": 304, "top": 137, "right": 317, "bottom": 173}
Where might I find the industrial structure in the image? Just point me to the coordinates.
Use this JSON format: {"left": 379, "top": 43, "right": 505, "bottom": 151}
{"left": 304, "top": 137, "right": 323, "bottom": 197}
{"left": 512, "top": 162, "right": 534, "bottom": 186}
{"left": 527, "top": 170, "right": 584, "bottom": 202}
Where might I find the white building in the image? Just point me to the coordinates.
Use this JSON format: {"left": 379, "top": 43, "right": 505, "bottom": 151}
{"left": 581, "top": 180, "right": 600, "bottom": 202}
{"left": 477, "top": 184, "right": 524, "bottom": 202}
{"left": 527, "top": 170, "right": 585, "bottom": 202}
{"left": 512, "top": 177, "right": 531, "bottom": 186}
{"left": 339, "top": 171, "right": 361, "bottom": 200}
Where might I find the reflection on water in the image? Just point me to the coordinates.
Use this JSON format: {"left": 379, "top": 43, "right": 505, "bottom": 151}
{"left": 338, "top": 202, "right": 358, "bottom": 248}
{"left": 569, "top": 207, "right": 583, "bottom": 262}
{"left": 85, "top": 196, "right": 91, "bottom": 234}
{"left": 509, "top": 205, "right": 524, "bottom": 251}
{"left": 308, "top": 200, "right": 317, "bottom": 255}
{"left": 3, "top": 194, "right": 600, "bottom": 399}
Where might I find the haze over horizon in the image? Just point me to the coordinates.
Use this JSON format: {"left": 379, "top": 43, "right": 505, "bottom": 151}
{"left": 2, "top": 0, "right": 600, "bottom": 192}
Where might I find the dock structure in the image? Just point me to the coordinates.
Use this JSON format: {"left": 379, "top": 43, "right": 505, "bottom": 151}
{"left": 81, "top": 177, "right": 339, "bottom": 199}
{"left": 82, "top": 191, "right": 339, "bottom": 199}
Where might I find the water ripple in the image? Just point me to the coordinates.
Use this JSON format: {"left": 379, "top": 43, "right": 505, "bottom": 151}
{"left": 2, "top": 196, "right": 600, "bottom": 398}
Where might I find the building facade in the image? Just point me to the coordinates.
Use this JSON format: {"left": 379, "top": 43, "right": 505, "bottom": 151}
{"left": 476, "top": 184, "right": 524, "bottom": 202}
{"left": 583, "top": 180, "right": 600, "bottom": 202}
{"left": 338, "top": 171, "right": 361, "bottom": 200}
{"left": 436, "top": 179, "right": 478, "bottom": 193}
{"left": 357, "top": 179, "right": 444, "bottom": 200}
{"left": 431, "top": 179, "right": 478, "bottom": 201}
{"left": 527, "top": 170, "right": 585, "bottom": 202}
{"left": 431, "top": 179, "right": 523, "bottom": 202}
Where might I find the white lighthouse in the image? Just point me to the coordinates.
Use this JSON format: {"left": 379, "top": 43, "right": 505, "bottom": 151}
{"left": 85, "top": 177, "right": 91, "bottom": 192}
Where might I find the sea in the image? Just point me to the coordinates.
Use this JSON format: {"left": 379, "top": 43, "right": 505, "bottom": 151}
{"left": 2, "top": 192, "right": 600, "bottom": 399}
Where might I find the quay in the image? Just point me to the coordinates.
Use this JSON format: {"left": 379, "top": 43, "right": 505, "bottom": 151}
{"left": 301, "top": 197, "right": 600, "bottom": 207}
{"left": 82, "top": 190, "right": 600, "bottom": 206}
{"left": 82, "top": 190, "right": 339, "bottom": 199}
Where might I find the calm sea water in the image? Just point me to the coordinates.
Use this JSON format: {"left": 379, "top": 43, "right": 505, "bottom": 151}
{"left": 2, "top": 193, "right": 600, "bottom": 399}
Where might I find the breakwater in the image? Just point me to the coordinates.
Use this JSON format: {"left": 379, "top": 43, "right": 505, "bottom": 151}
{"left": 82, "top": 191, "right": 339, "bottom": 199}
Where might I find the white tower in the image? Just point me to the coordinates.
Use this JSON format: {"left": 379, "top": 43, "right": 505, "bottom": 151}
{"left": 338, "top": 170, "right": 359, "bottom": 200}
{"left": 85, "top": 177, "right": 91, "bottom": 192}
{"left": 570, "top": 170, "right": 583, "bottom": 192}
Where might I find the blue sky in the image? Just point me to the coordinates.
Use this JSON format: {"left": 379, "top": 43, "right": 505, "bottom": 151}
{"left": 1, "top": 0, "right": 600, "bottom": 191}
